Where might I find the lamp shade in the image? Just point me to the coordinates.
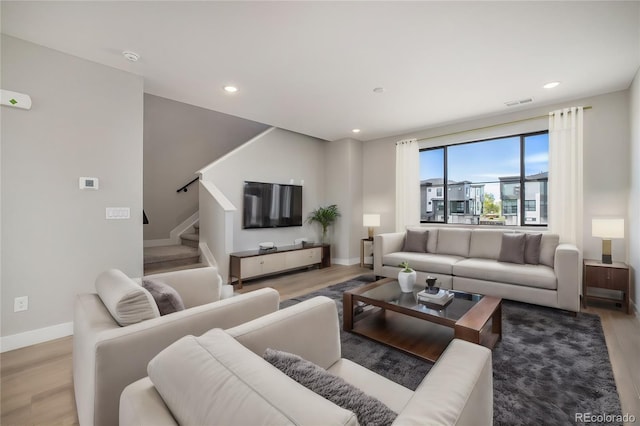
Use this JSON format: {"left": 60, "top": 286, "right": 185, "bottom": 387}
{"left": 363, "top": 214, "right": 380, "bottom": 227}
{"left": 592, "top": 218, "right": 624, "bottom": 239}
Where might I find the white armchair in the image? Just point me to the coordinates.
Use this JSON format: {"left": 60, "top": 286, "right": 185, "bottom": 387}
{"left": 119, "top": 296, "right": 493, "bottom": 426}
{"left": 73, "top": 266, "right": 280, "bottom": 426}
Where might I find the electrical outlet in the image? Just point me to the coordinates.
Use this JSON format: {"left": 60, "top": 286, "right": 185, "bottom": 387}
{"left": 14, "top": 296, "right": 28, "bottom": 312}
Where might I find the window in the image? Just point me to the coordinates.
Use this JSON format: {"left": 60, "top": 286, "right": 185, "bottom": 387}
{"left": 450, "top": 201, "right": 465, "bottom": 214}
{"left": 419, "top": 131, "right": 548, "bottom": 226}
{"left": 503, "top": 199, "right": 518, "bottom": 215}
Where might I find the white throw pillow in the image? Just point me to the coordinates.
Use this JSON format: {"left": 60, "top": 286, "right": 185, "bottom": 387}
{"left": 95, "top": 269, "right": 160, "bottom": 326}
{"left": 147, "top": 330, "right": 357, "bottom": 426}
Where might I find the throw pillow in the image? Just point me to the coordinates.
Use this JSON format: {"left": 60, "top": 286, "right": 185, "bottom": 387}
{"left": 142, "top": 279, "right": 185, "bottom": 315}
{"left": 264, "top": 348, "right": 397, "bottom": 426}
{"left": 95, "top": 269, "right": 160, "bottom": 326}
{"left": 498, "top": 233, "right": 526, "bottom": 264}
{"left": 403, "top": 229, "right": 429, "bottom": 253}
{"left": 524, "top": 233, "right": 543, "bottom": 265}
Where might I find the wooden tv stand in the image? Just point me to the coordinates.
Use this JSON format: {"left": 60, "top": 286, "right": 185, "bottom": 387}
{"left": 229, "top": 243, "right": 330, "bottom": 288}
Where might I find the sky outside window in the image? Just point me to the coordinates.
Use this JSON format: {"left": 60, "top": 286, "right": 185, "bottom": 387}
{"left": 419, "top": 148, "right": 444, "bottom": 180}
{"left": 448, "top": 137, "right": 520, "bottom": 183}
{"left": 420, "top": 134, "right": 549, "bottom": 202}
{"left": 525, "top": 133, "right": 549, "bottom": 177}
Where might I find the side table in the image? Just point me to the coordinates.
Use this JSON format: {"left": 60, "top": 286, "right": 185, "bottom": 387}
{"left": 360, "top": 238, "right": 373, "bottom": 269}
{"left": 582, "top": 259, "right": 630, "bottom": 314}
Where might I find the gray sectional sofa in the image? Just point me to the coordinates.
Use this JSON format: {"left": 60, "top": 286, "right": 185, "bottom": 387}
{"left": 374, "top": 227, "right": 580, "bottom": 312}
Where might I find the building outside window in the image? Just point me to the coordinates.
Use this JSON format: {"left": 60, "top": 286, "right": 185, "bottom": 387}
{"left": 419, "top": 131, "right": 548, "bottom": 226}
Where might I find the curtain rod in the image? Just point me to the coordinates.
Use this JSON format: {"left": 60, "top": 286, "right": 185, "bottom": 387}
{"left": 416, "top": 106, "right": 592, "bottom": 142}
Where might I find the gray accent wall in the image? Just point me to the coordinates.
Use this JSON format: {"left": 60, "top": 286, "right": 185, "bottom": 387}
{"left": 363, "top": 90, "right": 631, "bottom": 265}
{"left": 1, "top": 36, "right": 144, "bottom": 337}
{"left": 629, "top": 66, "right": 639, "bottom": 313}
{"left": 143, "top": 94, "right": 269, "bottom": 240}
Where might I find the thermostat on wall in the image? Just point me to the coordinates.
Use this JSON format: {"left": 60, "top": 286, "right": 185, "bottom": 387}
{"left": 79, "top": 177, "right": 99, "bottom": 190}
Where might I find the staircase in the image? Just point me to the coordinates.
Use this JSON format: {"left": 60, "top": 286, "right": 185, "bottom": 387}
{"left": 144, "top": 222, "right": 205, "bottom": 274}
{"left": 179, "top": 222, "right": 200, "bottom": 248}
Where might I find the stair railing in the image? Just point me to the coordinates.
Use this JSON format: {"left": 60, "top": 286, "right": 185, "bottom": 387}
{"left": 177, "top": 177, "right": 199, "bottom": 193}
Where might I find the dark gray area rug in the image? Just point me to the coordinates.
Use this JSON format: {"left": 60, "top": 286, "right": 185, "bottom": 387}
{"left": 282, "top": 275, "right": 622, "bottom": 426}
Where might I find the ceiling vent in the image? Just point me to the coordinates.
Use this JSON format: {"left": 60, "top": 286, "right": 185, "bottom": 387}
{"left": 505, "top": 98, "right": 533, "bottom": 107}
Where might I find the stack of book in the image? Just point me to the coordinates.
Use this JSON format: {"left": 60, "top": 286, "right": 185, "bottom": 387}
{"left": 417, "top": 288, "right": 454, "bottom": 306}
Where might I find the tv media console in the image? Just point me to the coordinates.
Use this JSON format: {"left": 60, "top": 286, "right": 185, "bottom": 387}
{"left": 229, "top": 243, "right": 330, "bottom": 289}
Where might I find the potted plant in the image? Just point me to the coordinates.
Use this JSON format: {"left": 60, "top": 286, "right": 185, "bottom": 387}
{"left": 398, "top": 261, "right": 417, "bottom": 293}
{"left": 307, "top": 204, "right": 341, "bottom": 244}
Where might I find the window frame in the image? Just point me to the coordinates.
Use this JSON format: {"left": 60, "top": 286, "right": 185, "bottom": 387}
{"left": 419, "top": 130, "right": 548, "bottom": 227}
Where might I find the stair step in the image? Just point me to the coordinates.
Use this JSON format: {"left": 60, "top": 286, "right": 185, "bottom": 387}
{"left": 144, "top": 245, "right": 199, "bottom": 265}
{"left": 180, "top": 233, "right": 199, "bottom": 248}
{"left": 193, "top": 222, "right": 199, "bottom": 234}
{"left": 145, "top": 262, "right": 207, "bottom": 275}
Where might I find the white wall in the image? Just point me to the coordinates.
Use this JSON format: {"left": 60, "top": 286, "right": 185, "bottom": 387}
{"left": 325, "top": 138, "right": 363, "bottom": 264}
{"left": 629, "top": 67, "right": 640, "bottom": 312}
{"left": 1, "top": 36, "right": 144, "bottom": 342}
{"left": 143, "top": 94, "right": 268, "bottom": 240}
{"left": 363, "top": 90, "right": 631, "bottom": 264}
{"left": 200, "top": 127, "right": 326, "bottom": 255}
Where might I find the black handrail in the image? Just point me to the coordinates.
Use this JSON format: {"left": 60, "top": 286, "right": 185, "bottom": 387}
{"left": 177, "top": 177, "right": 198, "bottom": 193}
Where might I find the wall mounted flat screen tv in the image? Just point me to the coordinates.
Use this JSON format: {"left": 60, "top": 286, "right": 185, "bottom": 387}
{"left": 243, "top": 181, "right": 303, "bottom": 229}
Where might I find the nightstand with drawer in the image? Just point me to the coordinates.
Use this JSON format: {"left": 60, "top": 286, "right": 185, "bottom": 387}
{"left": 582, "top": 259, "right": 630, "bottom": 314}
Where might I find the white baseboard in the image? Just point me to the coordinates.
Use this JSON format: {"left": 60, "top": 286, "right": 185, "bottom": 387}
{"left": 1, "top": 322, "right": 73, "bottom": 353}
{"left": 199, "top": 241, "right": 216, "bottom": 268}
{"left": 332, "top": 257, "right": 360, "bottom": 266}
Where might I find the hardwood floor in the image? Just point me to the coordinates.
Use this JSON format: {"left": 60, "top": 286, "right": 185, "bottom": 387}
{"left": 1, "top": 264, "right": 638, "bottom": 425}
{"left": 585, "top": 302, "right": 640, "bottom": 424}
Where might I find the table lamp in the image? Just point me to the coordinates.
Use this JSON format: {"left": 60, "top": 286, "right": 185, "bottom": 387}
{"left": 363, "top": 214, "right": 380, "bottom": 239}
{"left": 591, "top": 218, "right": 624, "bottom": 264}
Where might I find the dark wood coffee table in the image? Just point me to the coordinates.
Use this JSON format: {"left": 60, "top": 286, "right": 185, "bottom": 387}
{"left": 343, "top": 278, "right": 502, "bottom": 362}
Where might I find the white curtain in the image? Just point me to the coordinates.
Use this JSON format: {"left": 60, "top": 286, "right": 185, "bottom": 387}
{"left": 395, "top": 139, "right": 420, "bottom": 232}
{"left": 548, "top": 107, "right": 583, "bottom": 249}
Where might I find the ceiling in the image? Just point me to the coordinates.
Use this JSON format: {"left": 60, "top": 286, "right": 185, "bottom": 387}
{"left": 2, "top": 1, "right": 639, "bottom": 142}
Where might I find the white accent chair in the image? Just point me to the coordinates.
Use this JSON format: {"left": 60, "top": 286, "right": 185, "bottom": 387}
{"left": 73, "top": 266, "right": 280, "bottom": 426}
{"left": 119, "top": 296, "right": 493, "bottom": 425}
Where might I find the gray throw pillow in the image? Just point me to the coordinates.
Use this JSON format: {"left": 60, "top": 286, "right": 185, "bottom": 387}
{"left": 142, "top": 279, "right": 185, "bottom": 315}
{"left": 264, "top": 348, "right": 397, "bottom": 426}
{"left": 403, "top": 229, "right": 429, "bottom": 253}
{"left": 524, "top": 233, "right": 543, "bottom": 265}
{"left": 498, "top": 233, "right": 526, "bottom": 264}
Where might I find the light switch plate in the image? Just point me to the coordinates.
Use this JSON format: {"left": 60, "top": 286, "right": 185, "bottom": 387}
{"left": 106, "top": 207, "right": 130, "bottom": 220}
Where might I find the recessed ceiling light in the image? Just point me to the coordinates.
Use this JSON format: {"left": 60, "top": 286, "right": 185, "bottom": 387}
{"left": 122, "top": 51, "right": 140, "bottom": 62}
{"left": 543, "top": 81, "right": 561, "bottom": 89}
{"left": 223, "top": 85, "right": 238, "bottom": 93}
{"left": 352, "top": 129, "right": 361, "bottom": 133}
{"left": 373, "top": 87, "right": 385, "bottom": 93}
